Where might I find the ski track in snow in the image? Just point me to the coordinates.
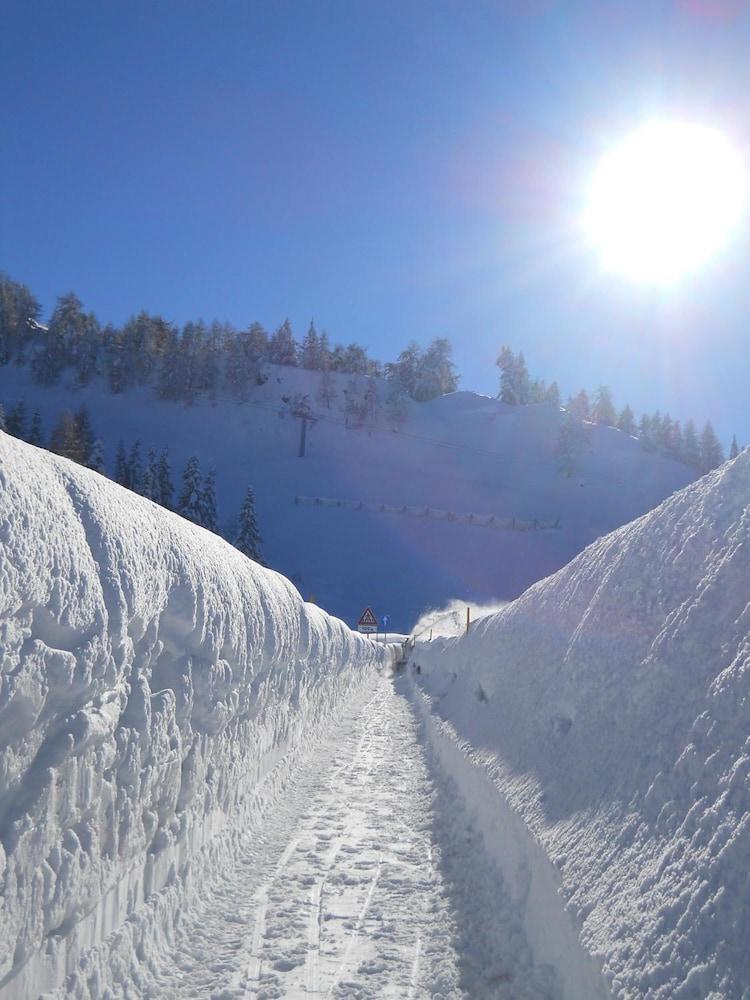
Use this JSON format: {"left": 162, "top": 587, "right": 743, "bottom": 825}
{"left": 142, "top": 674, "right": 548, "bottom": 1000}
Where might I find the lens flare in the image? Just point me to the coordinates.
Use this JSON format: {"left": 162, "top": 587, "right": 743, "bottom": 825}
{"left": 584, "top": 121, "right": 748, "bottom": 284}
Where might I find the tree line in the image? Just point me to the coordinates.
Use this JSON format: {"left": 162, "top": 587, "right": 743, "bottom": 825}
{"left": 0, "top": 400, "right": 264, "bottom": 563}
{"left": 0, "top": 273, "right": 459, "bottom": 407}
{"left": 497, "top": 346, "right": 733, "bottom": 475}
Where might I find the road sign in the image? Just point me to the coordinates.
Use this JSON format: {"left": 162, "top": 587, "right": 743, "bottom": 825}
{"left": 382, "top": 614, "right": 390, "bottom": 627}
{"left": 358, "top": 607, "right": 378, "bottom": 632}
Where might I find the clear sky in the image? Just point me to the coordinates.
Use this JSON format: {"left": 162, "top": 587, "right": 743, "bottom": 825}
{"left": 3, "top": 0, "right": 750, "bottom": 446}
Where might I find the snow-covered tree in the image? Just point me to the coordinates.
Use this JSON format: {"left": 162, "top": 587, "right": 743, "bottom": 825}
{"left": 730, "top": 434, "right": 739, "bottom": 460}
{"left": 178, "top": 456, "right": 203, "bottom": 524}
{"left": 300, "top": 321, "right": 322, "bottom": 370}
{"left": 141, "top": 449, "right": 160, "bottom": 501}
{"left": 414, "top": 338, "right": 459, "bottom": 401}
{"left": 268, "top": 319, "right": 297, "bottom": 366}
{"left": 199, "top": 470, "right": 218, "bottom": 532}
{"left": 87, "top": 439, "right": 105, "bottom": 473}
{"left": 234, "top": 486, "right": 264, "bottom": 563}
{"left": 157, "top": 448, "right": 174, "bottom": 509}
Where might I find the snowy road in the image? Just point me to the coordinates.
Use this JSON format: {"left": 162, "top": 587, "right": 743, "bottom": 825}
{"left": 147, "top": 674, "right": 556, "bottom": 1000}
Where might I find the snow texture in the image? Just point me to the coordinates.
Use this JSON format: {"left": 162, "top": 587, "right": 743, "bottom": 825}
{"left": 0, "top": 432, "right": 387, "bottom": 999}
{"left": 412, "top": 451, "right": 750, "bottom": 998}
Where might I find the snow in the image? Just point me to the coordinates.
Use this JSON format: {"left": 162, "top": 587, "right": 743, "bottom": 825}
{"left": 0, "top": 431, "right": 387, "bottom": 999}
{"left": 410, "top": 451, "right": 750, "bottom": 998}
{"left": 0, "top": 364, "right": 695, "bottom": 631}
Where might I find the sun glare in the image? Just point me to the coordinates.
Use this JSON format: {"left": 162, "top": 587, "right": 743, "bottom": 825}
{"left": 584, "top": 121, "right": 747, "bottom": 284}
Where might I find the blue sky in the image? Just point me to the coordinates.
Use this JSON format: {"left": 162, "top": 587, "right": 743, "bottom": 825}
{"left": 3, "top": 0, "right": 750, "bottom": 445}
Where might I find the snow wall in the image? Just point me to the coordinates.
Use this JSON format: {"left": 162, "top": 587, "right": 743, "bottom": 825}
{"left": 412, "top": 451, "right": 750, "bottom": 999}
{"left": 0, "top": 432, "right": 388, "bottom": 999}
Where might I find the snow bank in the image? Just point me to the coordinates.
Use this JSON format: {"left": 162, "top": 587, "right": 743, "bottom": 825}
{"left": 0, "top": 432, "right": 386, "bottom": 998}
{"left": 412, "top": 452, "right": 750, "bottom": 998}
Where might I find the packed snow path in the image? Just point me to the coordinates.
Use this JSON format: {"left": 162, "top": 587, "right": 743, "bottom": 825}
{"left": 145, "top": 675, "right": 555, "bottom": 1000}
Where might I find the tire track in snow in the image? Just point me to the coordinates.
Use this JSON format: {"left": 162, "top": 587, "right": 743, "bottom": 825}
{"left": 237, "top": 836, "right": 299, "bottom": 998}
{"left": 153, "top": 675, "right": 520, "bottom": 999}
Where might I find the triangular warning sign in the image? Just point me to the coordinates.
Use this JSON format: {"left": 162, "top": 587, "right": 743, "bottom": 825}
{"left": 358, "top": 606, "right": 378, "bottom": 628}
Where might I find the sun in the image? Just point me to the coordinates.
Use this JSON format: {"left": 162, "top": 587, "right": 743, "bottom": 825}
{"left": 584, "top": 121, "right": 747, "bottom": 284}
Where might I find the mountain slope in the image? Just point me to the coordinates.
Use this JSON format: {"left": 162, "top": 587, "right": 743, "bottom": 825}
{"left": 0, "top": 364, "right": 695, "bottom": 630}
{"left": 413, "top": 451, "right": 750, "bottom": 998}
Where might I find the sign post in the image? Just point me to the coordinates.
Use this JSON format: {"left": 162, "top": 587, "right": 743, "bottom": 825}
{"left": 381, "top": 614, "right": 390, "bottom": 643}
{"left": 357, "top": 607, "right": 378, "bottom": 634}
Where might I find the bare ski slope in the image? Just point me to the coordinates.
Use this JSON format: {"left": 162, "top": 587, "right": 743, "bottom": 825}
{"left": 0, "top": 365, "right": 694, "bottom": 630}
{"left": 412, "top": 451, "right": 750, "bottom": 998}
{"left": 0, "top": 432, "right": 387, "bottom": 999}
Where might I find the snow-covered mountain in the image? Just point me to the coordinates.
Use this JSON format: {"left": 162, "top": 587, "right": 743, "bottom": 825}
{"left": 412, "top": 450, "right": 750, "bottom": 998}
{"left": 0, "top": 432, "right": 387, "bottom": 998}
{"left": 0, "top": 364, "right": 695, "bottom": 631}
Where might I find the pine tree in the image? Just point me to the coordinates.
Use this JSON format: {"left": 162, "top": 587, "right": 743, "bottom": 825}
{"left": 545, "top": 381, "right": 561, "bottom": 407}
{"left": 555, "top": 410, "right": 589, "bottom": 477}
{"left": 87, "top": 439, "right": 105, "bottom": 473}
{"left": 267, "top": 319, "right": 297, "bottom": 366}
{"left": 385, "top": 377, "right": 409, "bottom": 429}
{"left": 638, "top": 414, "right": 653, "bottom": 450}
{"left": 515, "top": 352, "right": 530, "bottom": 404}
{"left": 75, "top": 406, "right": 95, "bottom": 461}
{"left": 667, "top": 421, "right": 684, "bottom": 462}
{"left": 0, "top": 273, "right": 42, "bottom": 365}
{"left": 129, "top": 440, "right": 144, "bottom": 493}
{"left": 683, "top": 420, "right": 700, "bottom": 469}
{"left": 318, "top": 367, "right": 337, "bottom": 409}
{"left": 115, "top": 440, "right": 130, "bottom": 487}
{"left": 650, "top": 411, "right": 665, "bottom": 451}
{"left": 591, "top": 386, "right": 616, "bottom": 426}
{"left": 414, "top": 338, "right": 459, "bottom": 401}
{"left": 730, "top": 434, "right": 739, "bottom": 460}
{"left": 234, "top": 486, "right": 264, "bottom": 563}
{"left": 178, "top": 456, "right": 202, "bottom": 523}
{"left": 699, "top": 421, "right": 724, "bottom": 473}
{"left": 300, "top": 321, "right": 322, "bottom": 370}
{"left": 567, "top": 389, "right": 590, "bottom": 421}
{"left": 157, "top": 448, "right": 174, "bottom": 509}
{"left": 6, "top": 401, "right": 27, "bottom": 438}
{"left": 199, "top": 470, "right": 218, "bottom": 531}
{"left": 617, "top": 404, "right": 636, "bottom": 436}
{"left": 142, "top": 449, "right": 160, "bottom": 501}
{"left": 496, "top": 346, "right": 520, "bottom": 404}
{"left": 49, "top": 410, "right": 85, "bottom": 462}
{"left": 27, "top": 409, "right": 44, "bottom": 447}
